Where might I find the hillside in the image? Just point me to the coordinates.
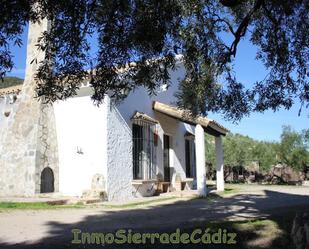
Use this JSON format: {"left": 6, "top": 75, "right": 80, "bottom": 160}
{"left": 0, "top": 77, "right": 23, "bottom": 89}
{"left": 206, "top": 126, "right": 309, "bottom": 173}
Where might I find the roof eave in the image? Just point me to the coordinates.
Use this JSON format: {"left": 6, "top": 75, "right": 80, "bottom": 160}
{"left": 153, "top": 101, "right": 229, "bottom": 136}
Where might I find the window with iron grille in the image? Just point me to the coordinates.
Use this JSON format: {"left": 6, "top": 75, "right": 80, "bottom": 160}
{"left": 132, "top": 120, "right": 156, "bottom": 180}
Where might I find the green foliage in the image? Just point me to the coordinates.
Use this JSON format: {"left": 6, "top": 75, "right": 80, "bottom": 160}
{"left": 223, "top": 133, "right": 256, "bottom": 168}
{"left": 0, "top": 1, "right": 308, "bottom": 120}
{"left": 0, "top": 77, "right": 23, "bottom": 89}
{"left": 251, "top": 141, "right": 277, "bottom": 171}
{"left": 206, "top": 126, "right": 309, "bottom": 172}
{"left": 276, "top": 126, "right": 309, "bottom": 172}
{"left": 205, "top": 133, "right": 216, "bottom": 166}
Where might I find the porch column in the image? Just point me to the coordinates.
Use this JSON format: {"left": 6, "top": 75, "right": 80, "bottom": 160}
{"left": 195, "top": 124, "right": 207, "bottom": 196}
{"left": 215, "top": 136, "right": 224, "bottom": 191}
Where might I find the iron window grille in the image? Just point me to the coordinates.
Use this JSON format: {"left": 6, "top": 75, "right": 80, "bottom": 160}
{"left": 132, "top": 119, "right": 156, "bottom": 180}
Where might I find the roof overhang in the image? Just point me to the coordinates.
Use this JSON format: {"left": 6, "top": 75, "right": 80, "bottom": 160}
{"left": 131, "top": 111, "right": 159, "bottom": 125}
{"left": 184, "top": 131, "right": 195, "bottom": 139}
{"left": 152, "top": 101, "right": 229, "bottom": 136}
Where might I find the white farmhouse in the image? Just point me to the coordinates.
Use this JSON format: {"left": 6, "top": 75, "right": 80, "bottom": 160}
{"left": 0, "top": 20, "right": 228, "bottom": 201}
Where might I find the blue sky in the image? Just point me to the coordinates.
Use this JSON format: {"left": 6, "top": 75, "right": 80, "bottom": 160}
{"left": 210, "top": 38, "right": 308, "bottom": 142}
{"left": 7, "top": 26, "right": 308, "bottom": 142}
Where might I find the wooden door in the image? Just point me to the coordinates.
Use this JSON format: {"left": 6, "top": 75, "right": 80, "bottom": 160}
{"left": 163, "top": 135, "right": 171, "bottom": 182}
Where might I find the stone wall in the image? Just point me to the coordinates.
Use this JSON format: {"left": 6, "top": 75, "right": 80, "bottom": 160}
{"left": 0, "top": 93, "right": 20, "bottom": 141}
{"left": 35, "top": 103, "right": 59, "bottom": 193}
{"left": 0, "top": 19, "right": 59, "bottom": 196}
{"left": 0, "top": 94, "right": 59, "bottom": 196}
{"left": 0, "top": 93, "right": 22, "bottom": 195}
{"left": 0, "top": 88, "right": 42, "bottom": 196}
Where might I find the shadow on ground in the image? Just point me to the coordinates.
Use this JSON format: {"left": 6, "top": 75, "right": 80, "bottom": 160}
{"left": 0, "top": 189, "right": 308, "bottom": 249}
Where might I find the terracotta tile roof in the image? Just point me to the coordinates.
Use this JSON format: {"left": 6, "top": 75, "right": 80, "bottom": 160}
{"left": 131, "top": 111, "right": 159, "bottom": 124}
{"left": 152, "top": 101, "right": 229, "bottom": 135}
{"left": 0, "top": 85, "right": 22, "bottom": 96}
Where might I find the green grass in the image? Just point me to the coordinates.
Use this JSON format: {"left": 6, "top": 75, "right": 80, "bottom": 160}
{"left": 0, "top": 202, "right": 84, "bottom": 210}
{"left": 178, "top": 204, "right": 309, "bottom": 249}
{"left": 0, "top": 197, "right": 306, "bottom": 249}
{"left": 0, "top": 196, "right": 178, "bottom": 211}
{"left": 221, "top": 187, "right": 240, "bottom": 195}
{"left": 206, "top": 186, "right": 241, "bottom": 199}
{"left": 147, "top": 206, "right": 302, "bottom": 249}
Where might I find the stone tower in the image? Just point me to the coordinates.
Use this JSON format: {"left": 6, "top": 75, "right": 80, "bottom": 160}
{"left": 0, "top": 19, "right": 59, "bottom": 196}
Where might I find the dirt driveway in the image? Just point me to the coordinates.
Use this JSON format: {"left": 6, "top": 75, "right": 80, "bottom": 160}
{"left": 0, "top": 184, "right": 308, "bottom": 249}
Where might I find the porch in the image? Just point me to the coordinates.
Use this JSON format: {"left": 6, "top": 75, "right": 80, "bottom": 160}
{"left": 130, "top": 101, "right": 229, "bottom": 197}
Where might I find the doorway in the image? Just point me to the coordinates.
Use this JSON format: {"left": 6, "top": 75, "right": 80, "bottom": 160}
{"left": 40, "top": 167, "right": 55, "bottom": 193}
{"left": 163, "top": 134, "right": 171, "bottom": 182}
{"left": 185, "top": 139, "right": 196, "bottom": 178}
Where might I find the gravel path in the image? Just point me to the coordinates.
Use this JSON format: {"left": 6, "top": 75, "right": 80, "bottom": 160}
{"left": 0, "top": 185, "right": 308, "bottom": 248}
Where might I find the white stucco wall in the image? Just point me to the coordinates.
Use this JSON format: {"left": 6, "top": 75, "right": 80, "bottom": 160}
{"left": 116, "top": 63, "right": 196, "bottom": 188}
{"left": 154, "top": 112, "right": 195, "bottom": 186}
{"left": 54, "top": 94, "right": 108, "bottom": 196}
{"left": 51, "top": 62, "right": 198, "bottom": 199}
{"left": 106, "top": 98, "right": 134, "bottom": 201}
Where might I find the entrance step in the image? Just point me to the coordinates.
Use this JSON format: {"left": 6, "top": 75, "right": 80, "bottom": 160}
{"left": 155, "top": 182, "right": 171, "bottom": 194}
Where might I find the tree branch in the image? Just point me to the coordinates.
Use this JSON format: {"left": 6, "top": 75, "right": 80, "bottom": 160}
{"left": 224, "top": 0, "right": 264, "bottom": 62}
{"left": 213, "top": 13, "right": 236, "bottom": 36}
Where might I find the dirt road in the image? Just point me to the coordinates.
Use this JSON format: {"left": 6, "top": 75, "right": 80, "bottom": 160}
{"left": 0, "top": 185, "right": 308, "bottom": 249}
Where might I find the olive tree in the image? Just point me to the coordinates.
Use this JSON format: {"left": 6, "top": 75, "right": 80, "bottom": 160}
{"left": 1, "top": 0, "right": 308, "bottom": 120}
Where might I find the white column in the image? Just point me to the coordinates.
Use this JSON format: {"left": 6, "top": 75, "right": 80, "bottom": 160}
{"left": 195, "top": 124, "right": 207, "bottom": 196}
{"left": 215, "top": 136, "right": 224, "bottom": 191}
